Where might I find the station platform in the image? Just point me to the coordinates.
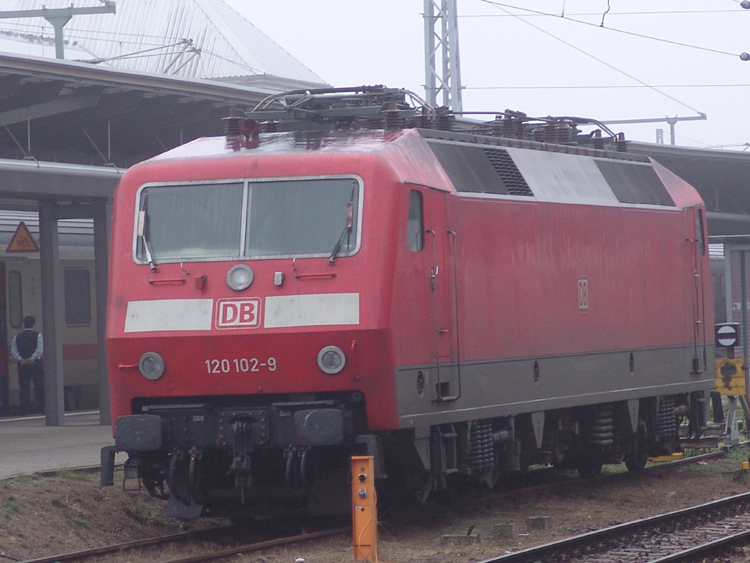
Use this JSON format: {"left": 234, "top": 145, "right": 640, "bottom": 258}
{"left": 0, "top": 411, "right": 125, "bottom": 480}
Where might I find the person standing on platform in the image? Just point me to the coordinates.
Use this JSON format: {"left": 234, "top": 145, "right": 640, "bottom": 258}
{"left": 11, "top": 316, "right": 44, "bottom": 415}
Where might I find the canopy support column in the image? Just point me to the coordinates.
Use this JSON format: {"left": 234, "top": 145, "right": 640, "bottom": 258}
{"left": 93, "top": 200, "right": 111, "bottom": 425}
{"left": 39, "top": 202, "right": 65, "bottom": 426}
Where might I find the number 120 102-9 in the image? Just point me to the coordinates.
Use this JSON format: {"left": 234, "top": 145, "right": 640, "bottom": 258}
{"left": 205, "top": 357, "right": 277, "bottom": 374}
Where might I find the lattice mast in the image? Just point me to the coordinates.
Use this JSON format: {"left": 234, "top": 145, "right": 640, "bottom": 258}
{"left": 424, "top": 0, "right": 463, "bottom": 112}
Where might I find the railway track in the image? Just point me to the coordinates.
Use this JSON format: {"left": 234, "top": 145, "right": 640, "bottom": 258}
{"left": 478, "top": 490, "right": 750, "bottom": 563}
{"left": 15, "top": 448, "right": 733, "bottom": 563}
{"left": 23, "top": 525, "right": 236, "bottom": 563}
{"left": 23, "top": 523, "right": 348, "bottom": 563}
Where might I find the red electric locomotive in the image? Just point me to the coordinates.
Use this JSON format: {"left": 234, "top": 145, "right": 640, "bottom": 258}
{"left": 103, "top": 87, "right": 714, "bottom": 519}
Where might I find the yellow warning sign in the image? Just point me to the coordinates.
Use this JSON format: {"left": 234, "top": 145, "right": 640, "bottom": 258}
{"left": 6, "top": 221, "right": 39, "bottom": 253}
{"left": 714, "top": 358, "right": 746, "bottom": 396}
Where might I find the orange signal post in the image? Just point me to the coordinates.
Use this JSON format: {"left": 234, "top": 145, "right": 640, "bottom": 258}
{"left": 351, "top": 455, "right": 378, "bottom": 562}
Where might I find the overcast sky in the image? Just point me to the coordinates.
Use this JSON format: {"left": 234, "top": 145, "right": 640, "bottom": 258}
{"left": 223, "top": 0, "right": 750, "bottom": 151}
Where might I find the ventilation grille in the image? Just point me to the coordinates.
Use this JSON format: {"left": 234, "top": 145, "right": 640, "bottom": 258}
{"left": 483, "top": 149, "right": 534, "bottom": 197}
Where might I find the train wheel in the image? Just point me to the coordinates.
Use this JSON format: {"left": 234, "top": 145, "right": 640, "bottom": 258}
{"left": 576, "top": 457, "right": 603, "bottom": 478}
{"left": 624, "top": 450, "right": 648, "bottom": 472}
{"left": 168, "top": 451, "right": 191, "bottom": 505}
{"left": 625, "top": 421, "right": 649, "bottom": 472}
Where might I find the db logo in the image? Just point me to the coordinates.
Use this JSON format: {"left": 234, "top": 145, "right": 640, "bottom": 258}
{"left": 216, "top": 298, "right": 261, "bottom": 329}
{"left": 578, "top": 277, "right": 589, "bottom": 311}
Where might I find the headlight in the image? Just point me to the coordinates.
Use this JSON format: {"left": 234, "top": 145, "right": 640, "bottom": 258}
{"left": 139, "top": 352, "right": 165, "bottom": 381}
{"left": 226, "top": 264, "right": 254, "bottom": 291}
{"left": 317, "top": 345, "right": 346, "bottom": 375}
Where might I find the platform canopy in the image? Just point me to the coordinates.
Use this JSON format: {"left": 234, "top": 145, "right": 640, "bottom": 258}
{"left": 0, "top": 0, "right": 326, "bottom": 170}
{"left": 0, "top": 0, "right": 324, "bottom": 85}
{"left": 0, "top": 52, "right": 318, "bottom": 170}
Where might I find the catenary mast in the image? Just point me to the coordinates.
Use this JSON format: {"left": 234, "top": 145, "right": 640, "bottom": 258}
{"left": 424, "top": 0, "right": 463, "bottom": 112}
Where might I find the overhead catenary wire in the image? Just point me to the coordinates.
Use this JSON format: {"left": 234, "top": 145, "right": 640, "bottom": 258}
{"left": 475, "top": 0, "right": 740, "bottom": 58}
{"left": 466, "top": 84, "right": 750, "bottom": 90}
{"left": 600, "top": 0, "right": 611, "bottom": 27}
{"left": 1, "top": 20, "right": 172, "bottom": 43}
{"left": 476, "top": 0, "right": 706, "bottom": 117}
{"left": 460, "top": 9, "right": 749, "bottom": 17}
{"left": 1, "top": 3, "right": 741, "bottom": 63}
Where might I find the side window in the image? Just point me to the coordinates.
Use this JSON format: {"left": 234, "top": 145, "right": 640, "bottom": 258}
{"left": 8, "top": 270, "right": 22, "bottom": 329}
{"left": 64, "top": 269, "right": 91, "bottom": 326}
{"left": 407, "top": 190, "right": 424, "bottom": 252}
{"left": 696, "top": 209, "right": 706, "bottom": 257}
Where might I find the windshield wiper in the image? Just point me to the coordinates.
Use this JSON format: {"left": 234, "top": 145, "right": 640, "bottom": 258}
{"left": 142, "top": 232, "right": 157, "bottom": 272}
{"left": 329, "top": 199, "right": 354, "bottom": 264}
{"left": 138, "top": 202, "right": 158, "bottom": 271}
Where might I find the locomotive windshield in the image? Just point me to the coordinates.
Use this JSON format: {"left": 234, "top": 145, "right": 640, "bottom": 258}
{"left": 135, "top": 177, "right": 360, "bottom": 262}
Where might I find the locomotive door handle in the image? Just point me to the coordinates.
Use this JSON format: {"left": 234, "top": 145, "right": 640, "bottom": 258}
{"left": 426, "top": 229, "right": 438, "bottom": 290}
{"left": 429, "top": 266, "right": 439, "bottom": 292}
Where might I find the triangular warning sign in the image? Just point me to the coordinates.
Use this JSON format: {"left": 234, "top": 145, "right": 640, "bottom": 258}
{"left": 6, "top": 221, "right": 39, "bottom": 253}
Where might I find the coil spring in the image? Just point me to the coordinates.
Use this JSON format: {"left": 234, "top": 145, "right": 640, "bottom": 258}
{"left": 656, "top": 396, "right": 677, "bottom": 438}
{"left": 465, "top": 419, "right": 494, "bottom": 474}
{"left": 583, "top": 406, "right": 614, "bottom": 446}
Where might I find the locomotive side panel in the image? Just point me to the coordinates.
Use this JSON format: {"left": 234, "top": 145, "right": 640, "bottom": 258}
{"left": 392, "top": 145, "right": 713, "bottom": 426}
{"left": 394, "top": 202, "right": 710, "bottom": 425}
{"left": 458, "top": 202, "right": 691, "bottom": 356}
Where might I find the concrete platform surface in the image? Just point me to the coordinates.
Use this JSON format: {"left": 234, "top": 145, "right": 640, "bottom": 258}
{"left": 0, "top": 411, "right": 123, "bottom": 479}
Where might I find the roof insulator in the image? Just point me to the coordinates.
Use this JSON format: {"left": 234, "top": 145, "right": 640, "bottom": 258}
{"left": 617, "top": 132, "right": 628, "bottom": 152}
{"left": 382, "top": 102, "right": 405, "bottom": 131}
{"left": 592, "top": 129, "right": 604, "bottom": 150}
{"left": 223, "top": 108, "right": 259, "bottom": 151}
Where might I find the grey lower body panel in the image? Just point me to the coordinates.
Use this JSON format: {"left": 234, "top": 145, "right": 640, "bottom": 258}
{"left": 395, "top": 345, "right": 714, "bottom": 428}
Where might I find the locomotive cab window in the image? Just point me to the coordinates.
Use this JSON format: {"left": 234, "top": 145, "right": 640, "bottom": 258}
{"left": 245, "top": 178, "right": 359, "bottom": 257}
{"left": 407, "top": 190, "right": 424, "bottom": 252}
{"left": 136, "top": 182, "right": 244, "bottom": 262}
{"left": 135, "top": 177, "right": 361, "bottom": 262}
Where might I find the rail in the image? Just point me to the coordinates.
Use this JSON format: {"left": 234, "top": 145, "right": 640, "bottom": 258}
{"left": 476, "top": 491, "right": 750, "bottom": 563}
{"left": 24, "top": 525, "right": 349, "bottom": 563}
